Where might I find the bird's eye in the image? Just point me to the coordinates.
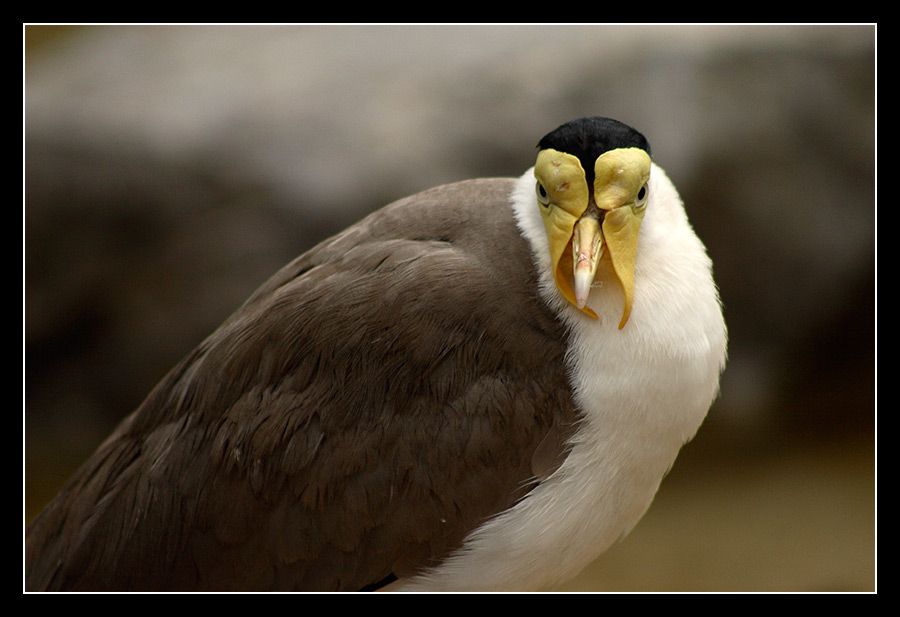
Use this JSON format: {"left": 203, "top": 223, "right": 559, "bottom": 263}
{"left": 635, "top": 184, "right": 649, "bottom": 209}
{"left": 536, "top": 182, "right": 550, "bottom": 206}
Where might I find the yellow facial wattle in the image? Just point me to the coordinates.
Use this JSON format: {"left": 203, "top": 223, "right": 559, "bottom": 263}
{"left": 534, "top": 147, "right": 651, "bottom": 329}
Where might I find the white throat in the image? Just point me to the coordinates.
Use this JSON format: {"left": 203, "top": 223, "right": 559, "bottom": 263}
{"left": 397, "top": 166, "right": 727, "bottom": 591}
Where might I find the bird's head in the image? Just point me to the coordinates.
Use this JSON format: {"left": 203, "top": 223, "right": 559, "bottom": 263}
{"left": 533, "top": 118, "right": 652, "bottom": 329}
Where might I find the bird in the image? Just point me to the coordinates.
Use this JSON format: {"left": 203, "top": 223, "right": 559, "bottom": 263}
{"left": 25, "top": 117, "right": 727, "bottom": 592}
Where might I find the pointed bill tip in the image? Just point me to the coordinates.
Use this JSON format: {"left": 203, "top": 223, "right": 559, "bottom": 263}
{"left": 573, "top": 266, "right": 593, "bottom": 309}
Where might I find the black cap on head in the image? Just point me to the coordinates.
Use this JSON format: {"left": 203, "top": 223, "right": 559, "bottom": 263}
{"left": 537, "top": 117, "right": 651, "bottom": 187}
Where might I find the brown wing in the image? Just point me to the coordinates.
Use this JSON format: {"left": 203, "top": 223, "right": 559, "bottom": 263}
{"left": 25, "top": 179, "right": 577, "bottom": 591}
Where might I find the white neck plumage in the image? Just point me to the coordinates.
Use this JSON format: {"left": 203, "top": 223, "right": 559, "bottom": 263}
{"left": 396, "top": 164, "right": 727, "bottom": 591}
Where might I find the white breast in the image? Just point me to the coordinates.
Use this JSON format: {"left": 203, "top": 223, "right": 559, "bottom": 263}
{"left": 397, "top": 167, "right": 727, "bottom": 591}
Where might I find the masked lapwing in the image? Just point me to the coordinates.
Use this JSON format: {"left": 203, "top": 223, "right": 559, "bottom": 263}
{"left": 25, "top": 117, "right": 727, "bottom": 592}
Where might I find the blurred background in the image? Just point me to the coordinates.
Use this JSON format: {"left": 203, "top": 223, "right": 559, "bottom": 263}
{"left": 23, "top": 24, "right": 875, "bottom": 591}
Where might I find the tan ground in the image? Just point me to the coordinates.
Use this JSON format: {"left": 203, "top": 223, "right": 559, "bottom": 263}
{"left": 557, "top": 439, "right": 875, "bottom": 592}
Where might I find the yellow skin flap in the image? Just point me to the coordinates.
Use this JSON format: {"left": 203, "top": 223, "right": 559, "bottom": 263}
{"left": 534, "top": 147, "right": 651, "bottom": 329}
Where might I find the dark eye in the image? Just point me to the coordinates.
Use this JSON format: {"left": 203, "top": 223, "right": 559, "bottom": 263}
{"left": 536, "top": 182, "right": 550, "bottom": 206}
{"left": 635, "top": 184, "right": 648, "bottom": 208}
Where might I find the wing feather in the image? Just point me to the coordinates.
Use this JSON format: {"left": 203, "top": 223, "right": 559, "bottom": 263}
{"left": 25, "top": 179, "right": 578, "bottom": 591}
